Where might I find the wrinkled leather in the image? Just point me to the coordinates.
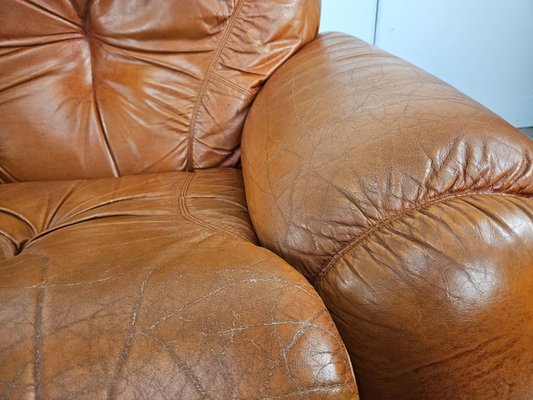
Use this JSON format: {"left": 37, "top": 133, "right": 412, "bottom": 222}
{"left": 242, "top": 33, "right": 533, "bottom": 399}
{"left": 3, "top": 0, "right": 532, "bottom": 397}
{"left": 0, "top": 0, "right": 319, "bottom": 182}
{"left": 321, "top": 194, "right": 533, "bottom": 400}
{"left": 0, "top": 168, "right": 358, "bottom": 399}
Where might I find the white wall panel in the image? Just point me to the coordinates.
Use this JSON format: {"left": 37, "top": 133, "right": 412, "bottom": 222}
{"left": 320, "top": 0, "right": 378, "bottom": 44}
{"left": 375, "top": 0, "right": 533, "bottom": 127}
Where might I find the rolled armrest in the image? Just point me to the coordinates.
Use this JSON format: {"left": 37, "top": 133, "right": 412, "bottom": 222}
{"left": 242, "top": 33, "right": 533, "bottom": 399}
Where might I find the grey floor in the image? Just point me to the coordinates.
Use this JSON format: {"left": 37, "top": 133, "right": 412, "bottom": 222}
{"left": 520, "top": 127, "right": 533, "bottom": 139}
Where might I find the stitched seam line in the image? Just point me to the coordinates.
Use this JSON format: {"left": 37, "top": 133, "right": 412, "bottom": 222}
{"left": 178, "top": 173, "right": 251, "bottom": 242}
{"left": 210, "top": 73, "right": 255, "bottom": 100}
{"left": 185, "top": 0, "right": 247, "bottom": 171}
{"left": 314, "top": 191, "right": 532, "bottom": 287}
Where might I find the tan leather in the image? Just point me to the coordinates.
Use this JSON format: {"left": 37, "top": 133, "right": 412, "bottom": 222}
{"left": 3, "top": 0, "right": 532, "bottom": 397}
{"left": 0, "top": 168, "right": 358, "bottom": 399}
{"left": 243, "top": 33, "right": 533, "bottom": 399}
{"left": 0, "top": 0, "right": 319, "bottom": 182}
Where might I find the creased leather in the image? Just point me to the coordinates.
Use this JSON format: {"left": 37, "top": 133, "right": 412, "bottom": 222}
{"left": 0, "top": 0, "right": 319, "bottom": 182}
{"left": 0, "top": 168, "right": 358, "bottom": 399}
{"left": 320, "top": 193, "right": 533, "bottom": 399}
{"left": 242, "top": 33, "right": 533, "bottom": 399}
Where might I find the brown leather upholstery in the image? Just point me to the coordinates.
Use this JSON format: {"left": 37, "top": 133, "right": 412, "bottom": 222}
{"left": 243, "top": 33, "right": 533, "bottom": 399}
{"left": 0, "top": 169, "right": 358, "bottom": 399}
{"left": 2, "top": 1, "right": 532, "bottom": 398}
{"left": 0, "top": 0, "right": 319, "bottom": 182}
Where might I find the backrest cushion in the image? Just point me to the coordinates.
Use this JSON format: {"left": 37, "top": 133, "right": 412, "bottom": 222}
{"left": 0, "top": 0, "right": 319, "bottom": 182}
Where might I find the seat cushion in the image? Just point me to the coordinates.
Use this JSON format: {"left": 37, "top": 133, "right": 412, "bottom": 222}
{"left": 0, "top": 168, "right": 357, "bottom": 399}
{"left": 0, "top": 0, "right": 319, "bottom": 182}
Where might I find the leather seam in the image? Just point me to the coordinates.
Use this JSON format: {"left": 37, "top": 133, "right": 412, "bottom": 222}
{"left": 185, "top": 0, "right": 247, "bottom": 171}
{"left": 178, "top": 173, "right": 251, "bottom": 242}
{"left": 314, "top": 191, "right": 532, "bottom": 287}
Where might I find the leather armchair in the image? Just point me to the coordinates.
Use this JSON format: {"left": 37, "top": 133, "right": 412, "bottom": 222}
{"left": 1, "top": 1, "right": 531, "bottom": 399}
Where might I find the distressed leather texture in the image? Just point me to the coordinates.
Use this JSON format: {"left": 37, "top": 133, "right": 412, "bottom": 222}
{"left": 0, "top": 0, "right": 319, "bottom": 182}
{"left": 2, "top": 0, "right": 533, "bottom": 398}
{"left": 243, "top": 33, "right": 533, "bottom": 399}
{"left": 0, "top": 169, "right": 358, "bottom": 399}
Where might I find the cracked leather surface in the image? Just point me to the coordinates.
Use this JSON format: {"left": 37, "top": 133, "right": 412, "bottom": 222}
{"left": 0, "top": 168, "right": 358, "bottom": 399}
{"left": 0, "top": 0, "right": 319, "bottom": 182}
{"left": 242, "top": 33, "right": 533, "bottom": 399}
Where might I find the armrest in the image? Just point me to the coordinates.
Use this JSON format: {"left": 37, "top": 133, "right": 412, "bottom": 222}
{"left": 242, "top": 33, "right": 533, "bottom": 399}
